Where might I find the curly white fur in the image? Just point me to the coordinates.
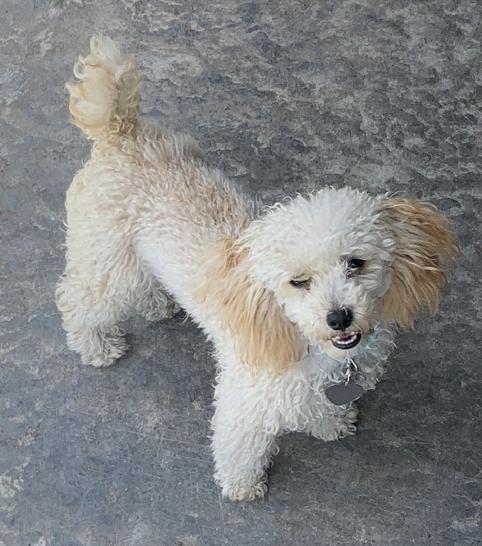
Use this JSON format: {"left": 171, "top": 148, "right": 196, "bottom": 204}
{"left": 56, "top": 36, "right": 458, "bottom": 501}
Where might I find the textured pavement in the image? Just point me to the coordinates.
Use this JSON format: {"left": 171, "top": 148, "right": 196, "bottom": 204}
{"left": 1, "top": 1, "right": 481, "bottom": 545}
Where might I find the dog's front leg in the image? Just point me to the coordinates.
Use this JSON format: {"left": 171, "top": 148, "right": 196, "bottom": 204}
{"left": 211, "top": 368, "right": 278, "bottom": 501}
{"left": 307, "top": 402, "right": 359, "bottom": 442}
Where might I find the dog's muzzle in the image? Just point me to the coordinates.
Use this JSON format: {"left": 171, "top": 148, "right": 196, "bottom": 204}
{"left": 331, "top": 332, "right": 362, "bottom": 350}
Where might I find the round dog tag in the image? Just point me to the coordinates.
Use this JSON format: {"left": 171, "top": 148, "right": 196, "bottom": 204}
{"left": 325, "top": 382, "right": 364, "bottom": 405}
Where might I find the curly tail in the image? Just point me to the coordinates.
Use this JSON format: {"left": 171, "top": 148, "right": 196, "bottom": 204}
{"left": 66, "top": 35, "right": 140, "bottom": 142}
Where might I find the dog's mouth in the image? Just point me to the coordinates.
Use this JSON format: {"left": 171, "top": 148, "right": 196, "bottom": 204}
{"left": 331, "top": 331, "right": 362, "bottom": 350}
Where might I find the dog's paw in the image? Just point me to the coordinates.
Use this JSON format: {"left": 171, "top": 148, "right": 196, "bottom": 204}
{"left": 220, "top": 475, "right": 268, "bottom": 502}
{"left": 316, "top": 405, "right": 359, "bottom": 442}
{"left": 144, "top": 301, "right": 180, "bottom": 322}
{"left": 87, "top": 355, "right": 116, "bottom": 368}
{"left": 82, "top": 334, "right": 128, "bottom": 368}
{"left": 141, "top": 290, "right": 181, "bottom": 322}
{"left": 332, "top": 405, "right": 359, "bottom": 440}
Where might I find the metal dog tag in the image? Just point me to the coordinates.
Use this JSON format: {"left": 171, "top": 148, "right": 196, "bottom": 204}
{"left": 325, "top": 382, "right": 364, "bottom": 405}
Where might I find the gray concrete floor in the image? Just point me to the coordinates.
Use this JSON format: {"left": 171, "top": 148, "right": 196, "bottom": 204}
{"left": 1, "top": 1, "right": 481, "bottom": 545}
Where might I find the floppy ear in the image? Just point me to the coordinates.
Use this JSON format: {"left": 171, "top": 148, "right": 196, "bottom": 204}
{"left": 194, "top": 239, "right": 302, "bottom": 373}
{"left": 379, "top": 197, "right": 459, "bottom": 328}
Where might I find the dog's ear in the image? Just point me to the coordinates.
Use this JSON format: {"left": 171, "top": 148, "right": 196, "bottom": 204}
{"left": 194, "top": 239, "right": 301, "bottom": 373}
{"left": 379, "top": 197, "right": 459, "bottom": 328}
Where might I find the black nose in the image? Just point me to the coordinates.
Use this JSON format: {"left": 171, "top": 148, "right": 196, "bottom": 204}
{"left": 326, "top": 308, "right": 353, "bottom": 330}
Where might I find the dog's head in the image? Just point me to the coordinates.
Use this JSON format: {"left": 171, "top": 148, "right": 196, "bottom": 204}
{"left": 199, "top": 188, "right": 458, "bottom": 372}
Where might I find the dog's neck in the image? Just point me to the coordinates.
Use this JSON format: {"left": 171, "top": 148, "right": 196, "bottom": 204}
{"left": 298, "top": 325, "right": 396, "bottom": 390}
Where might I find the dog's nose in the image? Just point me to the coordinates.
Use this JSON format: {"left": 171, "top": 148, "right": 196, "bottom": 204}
{"left": 326, "top": 308, "right": 353, "bottom": 330}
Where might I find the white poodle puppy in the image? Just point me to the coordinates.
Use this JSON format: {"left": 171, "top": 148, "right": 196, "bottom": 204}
{"left": 56, "top": 36, "right": 458, "bottom": 501}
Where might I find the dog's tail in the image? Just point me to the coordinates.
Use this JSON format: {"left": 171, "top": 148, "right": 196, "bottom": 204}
{"left": 66, "top": 35, "right": 140, "bottom": 142}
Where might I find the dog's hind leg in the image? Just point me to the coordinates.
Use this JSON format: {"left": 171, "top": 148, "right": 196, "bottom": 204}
{"left": 68, "top": 322, "right": 128, "bottom": 369}
{"left": 135, "top": 275, "right": 180, "bottom": 322}
{"left": 56, "top": 271, "right": 131, "bottom": 367}
{"left": 55, "top": 234, "right": 149, "bottom": 367}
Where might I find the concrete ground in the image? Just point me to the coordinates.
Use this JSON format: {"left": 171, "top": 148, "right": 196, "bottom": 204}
{"left": 1, "top": 1, "right": 481, "bottom": 545}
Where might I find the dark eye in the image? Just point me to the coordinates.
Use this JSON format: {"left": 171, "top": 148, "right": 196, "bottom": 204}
{"left": 289, "top": 278, "right": 311, "bottom": 289}
{"left": 347, "top": 258, "right": 365, "bottom": 270}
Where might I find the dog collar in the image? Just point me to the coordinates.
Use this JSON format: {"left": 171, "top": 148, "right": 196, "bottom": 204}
{"left": 325, "top": 358, "right": 363, "bottom": 405}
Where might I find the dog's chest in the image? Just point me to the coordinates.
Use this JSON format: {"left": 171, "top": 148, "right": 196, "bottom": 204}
{"left": 273, "top": 349, "right": 387, "bottom": 433}
{"left": 272, "top": 354, "right": 345, "bottom": 432}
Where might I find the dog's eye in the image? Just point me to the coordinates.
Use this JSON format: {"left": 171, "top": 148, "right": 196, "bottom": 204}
{"left": 289, "top": 278, "right": 311, "bottom": 289}
{"left": 347, "top": 258, "right": 365, "bottom": 271}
